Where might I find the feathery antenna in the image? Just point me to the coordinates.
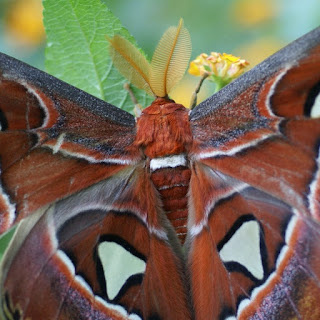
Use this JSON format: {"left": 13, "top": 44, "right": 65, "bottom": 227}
{"left": 108, "top": 19, "right": 191, "bottom": 99}
{"left": 150, "top": 19, "right": 192, "bottom": 97}
{"left": 108, "top": 35, "right": 154, "bottom": 96}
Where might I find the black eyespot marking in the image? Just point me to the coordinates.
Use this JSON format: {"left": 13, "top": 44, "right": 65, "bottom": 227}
{"left": 0, "top": 109, "right": 8, "bottom": 131}
{"left": 304, "top": 81, "right": 320, "bottom": 117}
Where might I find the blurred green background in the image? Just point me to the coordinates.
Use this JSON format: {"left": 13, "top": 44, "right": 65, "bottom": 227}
{"left": 0, "top": 0, "right": 319, "bottom": 104}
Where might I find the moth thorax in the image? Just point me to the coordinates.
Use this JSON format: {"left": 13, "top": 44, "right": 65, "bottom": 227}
{"left": 134, "top": 98, "right": 193, "bottom": 158}
{"left": 134, "top": 98, "right": 193, "bottom": 243}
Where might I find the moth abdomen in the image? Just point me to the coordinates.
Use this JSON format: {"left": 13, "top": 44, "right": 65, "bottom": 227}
{"left": 135, "top": 97, "right": 193, "bottom": 243}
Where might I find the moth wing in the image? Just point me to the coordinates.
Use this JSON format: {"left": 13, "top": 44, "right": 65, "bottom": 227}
{"left": 187, "top": 163, "right": 320, "bottom": 319}
{"left": 190, "top": 28, "right": 320, "bottom": 216}
{"left": 0, "top": 165, "right": 191, "bottom": 320}
{"left": 188, "top": 27, "right": 320, "bottom": 319}
{"left": 0, "top": 53, "right": 138, "bottom": 232}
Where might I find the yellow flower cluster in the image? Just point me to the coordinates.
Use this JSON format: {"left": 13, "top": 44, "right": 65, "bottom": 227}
{"left": 189, "top": 52, "right": 249, "bottom": 86}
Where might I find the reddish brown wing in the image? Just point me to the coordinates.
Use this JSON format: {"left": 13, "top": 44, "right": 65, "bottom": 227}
{"left": 0, "top": 53, "right": 191, "bottom": 320}
{"left": 0, "top": 53, "right": 139, "bottom": 233}
{"left": 189, "top": 27, "right": 320, "bottom": 319}
{"left": 0, "top": 166, "right": 191, "bottom": 319}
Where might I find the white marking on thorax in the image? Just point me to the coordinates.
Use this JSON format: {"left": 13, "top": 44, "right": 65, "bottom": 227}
{"left": 219, "top": 220, "right": 264, "bottom": 280}
{"left": 310, "top": 93, "right": 320, "bottom": 118}
{"left": 97, "top": 241, "right": 146, "bottom": 300}
{"left": 150, "top": 154, "right": 187, "bottom": 171}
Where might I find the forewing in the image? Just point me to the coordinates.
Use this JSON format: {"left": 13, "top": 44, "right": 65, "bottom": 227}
{"left": 190, "top": 28, "right": 320, "bottom": 219}
{"left": 189, "top": 27, "right": 320, "bottom": 319}
{"left": 0, "top": 53, "right": 139, "bottom": 232}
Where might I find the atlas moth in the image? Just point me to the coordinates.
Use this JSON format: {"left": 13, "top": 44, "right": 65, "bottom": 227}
{"left": 0, "top": 19, "right": 319, "bottom": 320}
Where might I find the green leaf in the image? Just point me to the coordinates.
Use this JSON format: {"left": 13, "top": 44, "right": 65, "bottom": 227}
{"left": 0, "top": 226, "right": 16, "bottom": 262}
{"left": 43, "top": 0, "right": 153, "bottom": 113}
